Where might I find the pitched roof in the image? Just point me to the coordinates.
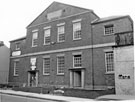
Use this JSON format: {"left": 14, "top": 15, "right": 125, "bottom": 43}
{"left": 10, "top": 36, "right": 26, "bottom": 43}
{"left": 53, "top": 1, "right": 92, "bottom": 11}
{"left": 27, "top": 1, "right": 94, "bottom": 28}
{"left": 91, "top": 15, "right": 132, "bottom": 24}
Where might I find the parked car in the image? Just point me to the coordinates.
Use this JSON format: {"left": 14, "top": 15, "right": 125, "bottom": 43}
{"left": 96, "top": 94, "right": 135, "bottom": 101}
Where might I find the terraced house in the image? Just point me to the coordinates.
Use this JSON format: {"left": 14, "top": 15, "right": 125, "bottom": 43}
{"left": 9, "top": 2, "right": 134, "bottom": 90}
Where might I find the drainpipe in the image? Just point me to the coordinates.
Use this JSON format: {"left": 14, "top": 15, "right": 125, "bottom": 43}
{"left": 131, "top": 18, "right": 135, "bottom": 95}
{"left": 91, "top": 23, "right": 94, "bottom": 90}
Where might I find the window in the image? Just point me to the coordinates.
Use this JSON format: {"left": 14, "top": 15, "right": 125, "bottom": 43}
{"left": 73, "top": 22, "right": 81, "bottom": 40}
{"left": 57, "top": 55, "right": 65, "bottom": 75}
{"left": 44, "top": 29, "right": 51, "bottom": 45}
{"left": 32, "top": 31, "right": 38, "bottom": 47}
{"left": 73, "top": 54, "right": 82, "bottom": 68}
{"left": 104, "top": 25, "right": 114, "bottom": 35}
{"left": 43, "top": 57, "right": 50, "bottom": 75}
{"left": 13, "top": 60, "right": 19, "bottom": 76}
{"left": 58, "top": 26, "right": 65, "bottom": 42}
{"left": 105, "top": 51, "right": 114, "bottom": 73}
{"left": 15, "top": 42, "right": 20, "bottom": 50}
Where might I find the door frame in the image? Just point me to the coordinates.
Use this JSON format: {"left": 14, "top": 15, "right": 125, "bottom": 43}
{"left": 28, "top": 70, "right": 39, "bottom": 87}
{"left": 69, "top": 68, "right": 85, "bottom": 88}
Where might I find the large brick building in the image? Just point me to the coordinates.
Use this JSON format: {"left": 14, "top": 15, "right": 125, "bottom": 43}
{"left": 9, "top": 2, "right": 134, "bottom": 90}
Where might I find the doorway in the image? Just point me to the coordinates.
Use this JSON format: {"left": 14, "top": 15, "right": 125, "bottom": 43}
{"left": 28, "top": 71, "right": 38, "bottom": 87}
{"left": 73, "top": 71, "right": 81, "bottom": 87}
{"left": 69, "top": 69, "right": 85, "bottom": 88}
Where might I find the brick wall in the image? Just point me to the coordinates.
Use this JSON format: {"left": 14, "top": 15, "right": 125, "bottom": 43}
{"left": 25, "top": 12, "right": 96, "bottom": 54}
{"left": 92, "top": 17, "right": 133, "bottom": 45}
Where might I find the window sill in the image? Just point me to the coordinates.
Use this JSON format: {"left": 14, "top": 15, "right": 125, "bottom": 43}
{"left": 43, "top": 74, "right": 50, "bottom": 76}
{"left": 104, "top": 33, "right": 114, "bottom": 36}
{"left": 31, "top": 45, "right": 37, "bottom": 47}
{"left": 105, "top": 72, "right": 114, "bottom": 74}
{"left": 43, "top": 43, "right": 51, "bottom": 46}
{"left": 57, "top": 73, "right": 64, "bottom": 76}
{"left": 73, "top": 67, "right": 82, "bottom": 68}
{"left": 15, "top": 48, "right": 20, "bottom": 50}
{"left": 57, "top": 41, "right": 65, "bottom": 43}
{"left": 13, "top": 75, "right": 19, "bottom": 77}
{"left": 73, "top": 38, "right": 81, "bottom": 41}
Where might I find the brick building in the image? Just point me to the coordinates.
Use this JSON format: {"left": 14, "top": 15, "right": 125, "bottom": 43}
{"left": 9, "top": 2, "right": 134, "bottom": 90}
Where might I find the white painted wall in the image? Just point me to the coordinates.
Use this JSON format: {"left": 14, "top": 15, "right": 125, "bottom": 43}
{"left": 114, "top": 46, "right": 134, "bottom": 95}
{"left": 0, "top": 45, "right": 10, "bottom": 84}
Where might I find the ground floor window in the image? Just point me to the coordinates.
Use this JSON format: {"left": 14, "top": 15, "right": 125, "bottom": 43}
{"left": 43, "top": 57, "right": 50, "bottom": 75}
{"left": 57, "top": 55, "right": 65, "bottom": 75}
{"left": 13, "top": 60, "right": 19, "bottom": 76}
{"left": 105, "top": 51, "right": 114, "bottom": 73}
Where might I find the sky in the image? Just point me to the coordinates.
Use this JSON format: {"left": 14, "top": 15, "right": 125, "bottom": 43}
{"left": 0, "top": 0, "right": 134, "bottom": 47}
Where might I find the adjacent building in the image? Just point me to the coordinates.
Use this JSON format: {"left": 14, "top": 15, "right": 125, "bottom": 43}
{"left": 91, "top": 16, "right": 134, "bottom": 90}
{"left": 9, "top": 2, "right": 134, "bottom": 91}
{"left": 0, "top": 41, "right": 10, "bottom": 86}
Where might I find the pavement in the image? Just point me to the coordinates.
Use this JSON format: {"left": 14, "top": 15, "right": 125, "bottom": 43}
{"left": 0, "top": 89, "right": 94, "bottom": 102}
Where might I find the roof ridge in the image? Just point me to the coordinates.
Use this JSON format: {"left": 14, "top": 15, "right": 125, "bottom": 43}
{"left": 53, "top": 1, "right": 92, "bottom": 11}
{"left": 91, "top": 15, "right": 131, "bottom": 24}
{"left": 10, "top": 36, "right": 26, "bottom": 42}
{"left": 26, "top": 1, "right": 93, "bottom": 28}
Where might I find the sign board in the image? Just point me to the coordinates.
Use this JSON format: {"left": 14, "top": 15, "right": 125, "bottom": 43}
{"left": 30, "top": 57, "right": 37, "bottom": 70}
{"left": 12, "top": 51, "right": 21, "bottom": 56}
{"left": 31, "top": 66, "right": 36, "bottom": 70}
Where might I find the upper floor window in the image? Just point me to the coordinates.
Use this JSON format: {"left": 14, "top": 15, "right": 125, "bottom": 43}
{"left": 13, "top": 60, "right": 19, "bottom": 76}
{"left": 57, "top": 55, "right": 65, "bottom": 75}
{"left": 15, "top": 42, "right": 20, "bottom": 50}
{"left": 57, "top": 25, "right": 65, "bottom": 42}
{"left": 105, "top": 51, "right": 114, "bottom": 73}
{"left": 73, "top": 21, "right": 81, "bottom": 40}
{"left": 44, "top": 27, "right": 51, "bottom": 45}
{"left": 104, "top": 24, "right": 114, "bottom": 35}
{"left": 32, "top": 30, "right": 38, "bottom": 47}
{"left": 73, "top": 54, "right": 82, "bottom": 68}
{"left": 43, "top": 56, "right": 50, "bottom": 75}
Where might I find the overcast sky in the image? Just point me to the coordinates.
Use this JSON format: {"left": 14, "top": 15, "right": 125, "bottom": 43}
{"left": 0, "top": 0, "right": 134, "bottom": 47}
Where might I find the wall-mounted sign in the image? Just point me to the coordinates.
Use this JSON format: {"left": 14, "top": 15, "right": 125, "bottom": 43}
{"left": 31, "top": 66, "right": 36, "bottom": 70}
{"left": 12, "top": 51, "right": 21, "bottom": 56}
{"left": 47, "top": 10, "right": 62, "bottom": 20}
{"left": 118, "top": 74, "right": 130, "bottom": 79}
{"left": 30, "top": 57, "right": 36, "bottom": 70}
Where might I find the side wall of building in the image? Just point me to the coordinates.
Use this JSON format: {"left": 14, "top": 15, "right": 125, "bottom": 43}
{"left": 0, "top": 45, "right": 10, "bottom": 84}
{"left": 114, "top": 46, "right": 134, "bottom": 95}
{"left": 92, "top": 18, "right": 133, "bottom": 45}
